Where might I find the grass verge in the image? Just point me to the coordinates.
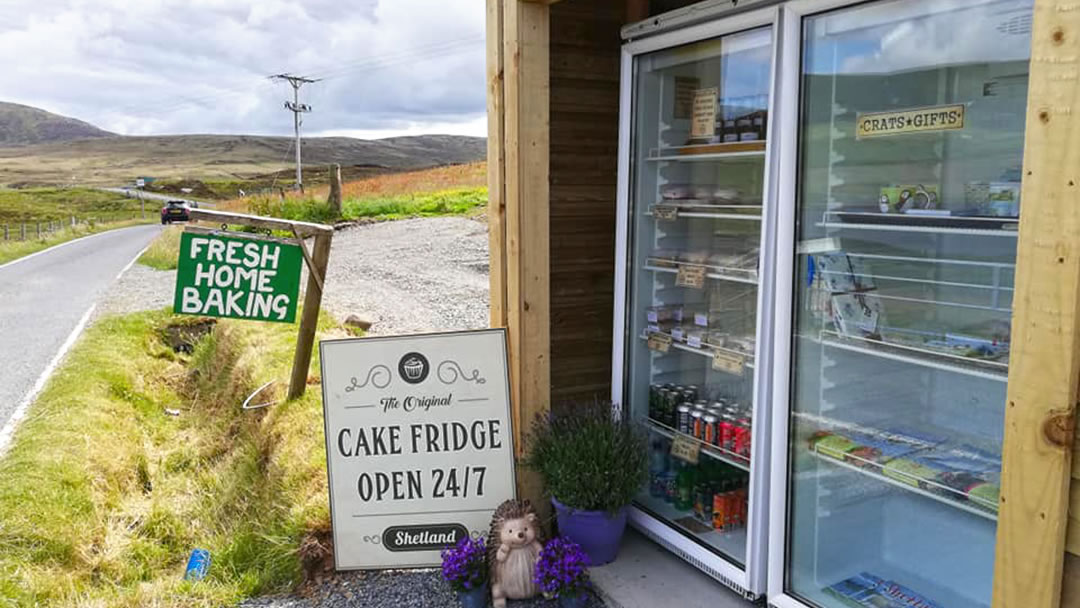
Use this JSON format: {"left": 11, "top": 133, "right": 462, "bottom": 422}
{"left": 0, "top": 187, "right": 144, "bottom": 224}
{"left": 246, "top": 186, "right": 487, "bottom": 224}
{"left": 0, "top": 310, "right": 339, "bottom": 607}
{"left": 138, "top": 226, "right": 183, "bottom": 270}
{"left": 0, "top": 219, "right": 154, "bottom": 266}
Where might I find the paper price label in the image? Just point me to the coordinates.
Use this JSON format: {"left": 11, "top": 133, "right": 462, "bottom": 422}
{"left": 687, "top": 335, "right": 702, "bottom": 348}
{"left": 671, "top": 434, "right": 701, "bottom": 464}
{"left": 653, "top": 205, "right": 679, "bottom": 221}
{"left": 694, "top": 312, "right": 709, "bottom": 327}
{"left": 676, "top": 265, "right": 706, "bottom": 289}
{"left": 712, "top": 349, "right": 745, "bottom": 376}
{"left": 647, "top": 332, "right": 672, "bottom": 353}
{"left": 670, "top": 327, "right": 684, "bottom": 341}
{"left": 690, "top": 87, "right": 718, "bottom": 140}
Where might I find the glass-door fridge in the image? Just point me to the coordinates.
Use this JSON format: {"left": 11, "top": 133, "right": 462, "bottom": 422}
{"left": 769, "top": 1, "right": 1033, "bottom": 608}
{"left": 613, "top": 7, "right": 780, "bottom": 599}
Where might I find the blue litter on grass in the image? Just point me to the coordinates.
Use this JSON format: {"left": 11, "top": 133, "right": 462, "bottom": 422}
{"left": 184, "top": 548, "right": 211, "bottom": 581}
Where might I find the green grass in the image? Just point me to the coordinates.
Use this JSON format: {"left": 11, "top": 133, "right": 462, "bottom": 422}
{"left": 138, "top": 226, "right": 183, "bottom": 270}
{"left": 0, "top": 219, "right": 154, "bottom": 266}
{"left": 0, "top": 187, "right": 144, "bottom": 223}
{"left": 0, "top": 310, "right": 339, "bottom": 607}
{"left": 247, "top": 186, "right": 488, "bottom": 224}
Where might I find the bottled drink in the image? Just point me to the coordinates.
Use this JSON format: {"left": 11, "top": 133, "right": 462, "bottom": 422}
{"left": 675, "top": 461, "right": 696, "bottom": 511}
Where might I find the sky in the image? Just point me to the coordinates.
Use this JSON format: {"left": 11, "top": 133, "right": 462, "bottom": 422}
{"left": 0, "top": 0, "right": 486, "bottom": 139}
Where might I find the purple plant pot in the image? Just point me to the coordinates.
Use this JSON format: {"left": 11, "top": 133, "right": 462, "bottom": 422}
{"left": 551, "top": 497, "right": 628, "bottom": 565}
{"left": 457, "top": 582, "right": 488, "bottom": 608}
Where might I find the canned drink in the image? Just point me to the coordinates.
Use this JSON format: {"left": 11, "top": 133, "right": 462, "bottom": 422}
{"left": 712, "top": 493, "right": 726, "bottom": 530}
{"left": 664, "top": 391, "right": 681, "bottom": 427}
{"left": 649, "top": 384, "right": 661, "bottom": 418}
{"left": 676, "top": 405, "right": 692, "bottom": 434}
{"left": 735, "top": 418, "right": 751, "bottom": 457}
{"left": 703, "top": 414, "right": 718, "bottom": 445}
{"left": 720, "top": 414, "right": 737, "bottom": 451}
{"left": 184, "top": 548, "right": 211, "bottom": 581}
{"left": 685, "top": 385, "right": 699, "bottom": 401}
{"left": 663, "top": 472, "right": 678, "bottom": 504}
{"left": 691, "top": 409, "right": 705, "bottom": 440}
{"left": 655, "top": 389, "right": 669, "bottom": 423}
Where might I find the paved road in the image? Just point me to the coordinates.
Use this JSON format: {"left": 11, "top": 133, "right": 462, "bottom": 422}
{"left": 99, "top": 187, "right": 215, "bottom": 208}
{"left": 0, "top": 224, "right": 162, "bottom": 440}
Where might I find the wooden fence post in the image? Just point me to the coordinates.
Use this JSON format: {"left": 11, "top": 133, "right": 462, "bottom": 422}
{"left": 2, "top": 225, "right": 7, "bottom": 241}
{"left": 20, "top": 223, "right": 25, "bottom": 241}
{"left": 36, "top": 223, "right": 40, "bottom": 239}
{"left": 327, "top": 164, "right": 343, "bottom": 216}
{"left": 288, "top": 232, "right": 333, "bottom": 399}
{"left": 71, "top": 216, "right": 75, "bottom": 228}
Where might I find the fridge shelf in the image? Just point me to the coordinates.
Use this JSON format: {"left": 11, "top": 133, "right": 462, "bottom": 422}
{"left": 634, "top": 492, "right": 749, "bottom": 563}
{"left": 645, "top": 418, "right": 751, "bottom": 471}
{"left": 816, "top": 330, "right": 1008, "bottom": 383}
{"left": 647, "top": 205, "right": 763, "bottom": 221}
{"left": 817, "top": 211, "right": 1019, "bottom": 237}
{"left": 807, "top": 446, "right": 998, "bottom": 522}
{"left": 644, "top": 261, "right": 759, "bottom": 285}
{"left": 647, "top": 140, "right": 767, "bottom": 162}
{"left": 640, "top": 331, "right": 756, "bottom": 371}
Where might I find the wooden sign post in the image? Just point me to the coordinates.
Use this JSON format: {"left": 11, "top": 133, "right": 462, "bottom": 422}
{"left": 187, "top": 208, "right": 333, "bottom": 400}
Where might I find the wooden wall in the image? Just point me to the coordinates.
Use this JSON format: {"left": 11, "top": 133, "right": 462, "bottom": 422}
{"left": 548, "top": 0, "right": 624, "bottom": 405}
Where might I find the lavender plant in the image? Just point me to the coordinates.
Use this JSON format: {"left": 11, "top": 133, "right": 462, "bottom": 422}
{"left": 441, "top": 536, "right": 488, "bottom": 593}
{"left": 534, "top": 536, "right": 591, "bottom": 599}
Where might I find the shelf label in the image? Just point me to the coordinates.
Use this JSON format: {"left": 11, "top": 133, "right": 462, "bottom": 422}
{"left": 687, "top": 335, "right": 702, "bottom": 348}
{"left": 712, "top": 349, "right": 745, "bottom": 376}
{"left": 647, "top": 332, "right": 672, "bottom": 353}
{"left": 694, "top": 312, "right": 709, "bottom": 327}
{"left": 653, "top": 205, "right": 679, "bottom": 221}
{"left": 690, "top": 87, "right": 718, "bottom": 141}
{"left": 676, "top": 265, "right": 706, "bottom": 289}
{"left": 670, "top": 434, "right": 701, "bottom": 464}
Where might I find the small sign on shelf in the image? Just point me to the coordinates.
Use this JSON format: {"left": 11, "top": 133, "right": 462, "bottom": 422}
{"left": 712, "top": 349, "right": 746, "bottom": 376}
{"left": 671, "top": 434, "right": 701, "bottom": 464}
{"left": 676, "top": 264, "right": 707, "bottom": 289}
{"left": 647, "top": 332, "right": 672, "bottom": 353}
{"left": 653, "top": 205, "right": 679, "bottom": 221}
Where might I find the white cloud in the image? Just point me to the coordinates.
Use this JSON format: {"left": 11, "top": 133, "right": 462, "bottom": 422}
{"left": 0, "top": 0, "right": 486, "bottom": 138}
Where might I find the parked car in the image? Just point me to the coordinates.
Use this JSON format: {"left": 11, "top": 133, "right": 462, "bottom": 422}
{"left": 161, "top": 200, "right": 191, "bottom": 224}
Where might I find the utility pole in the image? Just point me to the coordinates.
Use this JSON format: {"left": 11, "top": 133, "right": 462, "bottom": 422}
{"left": 269, "top": 74, "right": 317, "bottom": 191}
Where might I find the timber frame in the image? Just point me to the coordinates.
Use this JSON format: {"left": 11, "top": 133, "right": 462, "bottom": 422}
{"left": 188, "top": 208, "right": 333, "bottom": 400}
{"left": 488, "top": 0, "right": 1080, "bottom": 604}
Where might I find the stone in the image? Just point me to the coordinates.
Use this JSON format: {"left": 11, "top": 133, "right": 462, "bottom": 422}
{"left": 344, "top": 314, "right": 373, "bottom": 331}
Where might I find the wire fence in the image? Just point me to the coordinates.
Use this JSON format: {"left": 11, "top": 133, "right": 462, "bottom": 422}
{"left": 0, "top": 212, "right": 149, "bottom": 242}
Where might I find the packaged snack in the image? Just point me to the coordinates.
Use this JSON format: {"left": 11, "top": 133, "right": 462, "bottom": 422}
{"left": 815, "top": 253, "right": 857, "bottom": 293}
{"left": 808, "top": 431, "right": 858, "bottom": 460}
{"left": 830, "top": 293, "right": 886, "bottom": 339}
{"left": 879, "top": 184, "right": 939, "bottom": 213}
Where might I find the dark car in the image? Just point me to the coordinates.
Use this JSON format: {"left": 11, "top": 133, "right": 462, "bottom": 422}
{"left": 161, "top": 200, "right": 191, "bottom": 224}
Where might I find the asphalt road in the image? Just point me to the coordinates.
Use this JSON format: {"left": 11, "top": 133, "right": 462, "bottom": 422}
{"left": 0, "top": 224, "right": 162, "bottom": 446}
{"left": 99, "top": 187, "right": 215, "bottom": 208}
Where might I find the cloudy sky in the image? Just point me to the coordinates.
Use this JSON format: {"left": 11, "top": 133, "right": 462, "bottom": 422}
{"left": 0, "top": 0, "right": 486, "bottom": 139}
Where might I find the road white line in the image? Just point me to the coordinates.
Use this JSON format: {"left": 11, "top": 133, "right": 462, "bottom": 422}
{"left": 0, "top": 224, "right": 154, "bottom": 273}
{"left": 0, "top": 238, "right": 155, "bottom": 456}
{"left": 0, "top": 303, "right": 96, "bottom": 456}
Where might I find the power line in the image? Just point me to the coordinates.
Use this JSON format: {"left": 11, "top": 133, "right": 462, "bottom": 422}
{"left": 269, "top": 74, "right": 318, "bottom": 191}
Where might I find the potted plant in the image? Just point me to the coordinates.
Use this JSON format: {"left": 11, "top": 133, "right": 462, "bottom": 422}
{"left": 535, "top": 536, "right": 592, "bottom": 608}
{"left": 524, "top": 399, "right": 648, "bottom": 565}
{"left": 441, "top": 536, "right": 489, "bottom": 608}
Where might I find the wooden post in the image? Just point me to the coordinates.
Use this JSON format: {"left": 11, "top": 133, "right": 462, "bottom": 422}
{"left": 20, "top": 223, "right": 25, "bottom": 241}
{"left": 994, "top": 1, "right": 1080, "bottom": 607}
{"left": 488, "top": 0, "right": 508, "bottom": 329}
{"left": 327, "top": 164, "right": 343, "bottom": 217}
{"left": 71, "top": 216, "right": 75, "bottom": 228}
{"left": 625, "top": 0, "right": 648, "bottom": 22}
{"left": 499, "top": 0, "right": 551, "bottom": 513}
{"left": 36, "top": 223, "right": 40, "bottom": 239}
{"left": 2, "top": 224, "right": 7, "bottom": 241}
{"left": 288, "top": 232, "right": 332, "bottom": 399}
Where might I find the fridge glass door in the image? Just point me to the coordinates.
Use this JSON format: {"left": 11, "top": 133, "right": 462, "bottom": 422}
{"left": 625, "top": 25, "right": 773, "bottom": 568}
{"left": 783, "top": 0, "right": 1031, "bottom": 607}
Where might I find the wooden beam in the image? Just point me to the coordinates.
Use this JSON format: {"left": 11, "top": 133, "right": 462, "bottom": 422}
{"left": 502, "top": 0, "right": 551, "bottom": 514}
{"left": 625, "top": 0, "right": 649, "bottom": 23}
{"left": 993, "top": 2, "right": 1080, "bottom": 607}
{"left": 488, "top": 0, "right": 508, "bottom": 330}
{"left": 189, "top": 208, "right": 333, "bottom": 237}
{"left": 288, "top": 232, "right": 332, "bottom": 399}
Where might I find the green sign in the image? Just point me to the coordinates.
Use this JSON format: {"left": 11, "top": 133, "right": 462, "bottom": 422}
{"left": 173, "top": 232, "right": 303, "bottom": 323}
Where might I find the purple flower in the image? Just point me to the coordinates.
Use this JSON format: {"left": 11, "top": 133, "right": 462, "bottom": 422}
{"left": 533, "top": 536, "right": 590, "bottom": 598}
{"left": 441, "top": 536, "right": 488, "bottom": 593}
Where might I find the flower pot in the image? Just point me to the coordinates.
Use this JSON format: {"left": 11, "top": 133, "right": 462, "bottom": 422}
{"left": 552, "top": 497, "right": 628, "bottom": 565}
{"left": 457, "top": 582, "right": 488, "bottom": 608}
{"left": 559, "top": 591, "right": 589, "bottom": 608}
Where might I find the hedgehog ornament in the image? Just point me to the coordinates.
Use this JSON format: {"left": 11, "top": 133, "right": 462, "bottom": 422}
{"left": 487, "top": 499, "right": 543, "bottom": 608}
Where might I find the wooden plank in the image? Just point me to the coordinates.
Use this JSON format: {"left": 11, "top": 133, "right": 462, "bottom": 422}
{"left": 993, "top": 2, "right": 1080, "bottom": 607}
{"left": 1067, "top": 482, "right": 1080, "bottom": 555}
{"left": 487, "top": 0, "right": 508, "bottom": 330}
{"left": 288, "top": 232, "right": 332, "bottom": 399}
{"left": 626, "top": 0, "right": 649, "bottom": 23}
{"left": 189, "top": 208, "right": 332, "bottom": 237}
{"left": 1063, "top": 553, "right": 1080, "bottom": 608}
{"left": 503, "top": 0, "right": 551, "bottom": 513}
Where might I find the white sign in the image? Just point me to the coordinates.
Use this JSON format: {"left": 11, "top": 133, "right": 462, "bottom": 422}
{"left": 319, "top": 329, "right": 516, "bottom": 569}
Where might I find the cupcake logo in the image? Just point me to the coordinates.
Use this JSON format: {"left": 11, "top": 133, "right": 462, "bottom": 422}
{"left": 397, "top": 352, "right": 429, "bottom": 384}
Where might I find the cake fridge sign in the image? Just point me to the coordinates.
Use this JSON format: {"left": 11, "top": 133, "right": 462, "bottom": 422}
{"left": 319, "top": 329, "right": 516, "bottom": 569}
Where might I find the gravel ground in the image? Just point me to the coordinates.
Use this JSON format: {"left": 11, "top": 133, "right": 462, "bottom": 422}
{"left": 240, "top": 570, "right": 607, "bottom": 608}
{"left": 95, "top": 216, "right": 491, "bottom": 335}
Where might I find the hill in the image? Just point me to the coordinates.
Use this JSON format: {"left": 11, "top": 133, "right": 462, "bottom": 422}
{"left": 0, "top": 101, "right": 115, "bottom": 145}
{"left": 0, "top": 102, "right": 486, "bottom": 187}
